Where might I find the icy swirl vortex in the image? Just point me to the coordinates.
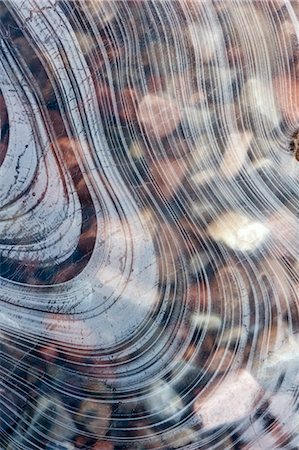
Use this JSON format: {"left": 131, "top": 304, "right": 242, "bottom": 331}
{"left": 1, "top": 1, "right": 299, "bottom": 449}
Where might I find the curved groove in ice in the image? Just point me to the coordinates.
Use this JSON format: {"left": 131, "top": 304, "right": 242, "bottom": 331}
{"left": 0, "top": 0, "right": 299, "bottom": 448}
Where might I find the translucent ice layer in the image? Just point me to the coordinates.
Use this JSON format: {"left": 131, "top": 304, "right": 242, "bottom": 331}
{"left": 0, "top": 1, "right": 299, "bottom": 449}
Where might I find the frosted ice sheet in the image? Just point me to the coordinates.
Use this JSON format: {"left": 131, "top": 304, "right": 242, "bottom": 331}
{"left": 1, "top": 1, "right": 299, "bottom": 449}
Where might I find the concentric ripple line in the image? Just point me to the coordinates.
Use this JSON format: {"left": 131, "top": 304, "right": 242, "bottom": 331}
{"left": 1, "top": 0, "right": 159, "bottom": 364}
{"left": 1, "top": 0, "right": 299, "bottom": 449}
{"left": 0, "top": 37, "right": 82, "bottom": 263}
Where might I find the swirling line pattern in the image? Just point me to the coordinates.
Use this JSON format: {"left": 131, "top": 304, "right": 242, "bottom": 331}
{"left": 0, "top": 1, "right": 299, "bottom": 449}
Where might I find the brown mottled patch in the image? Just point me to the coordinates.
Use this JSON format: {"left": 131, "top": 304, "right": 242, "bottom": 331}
{"left": 290, "top": 129, "right": 299, "bottom": 161}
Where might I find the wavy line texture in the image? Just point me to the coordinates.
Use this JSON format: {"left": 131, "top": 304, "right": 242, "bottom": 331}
{"left": 0, "top": 0, "right": 299, "bottom": 449}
